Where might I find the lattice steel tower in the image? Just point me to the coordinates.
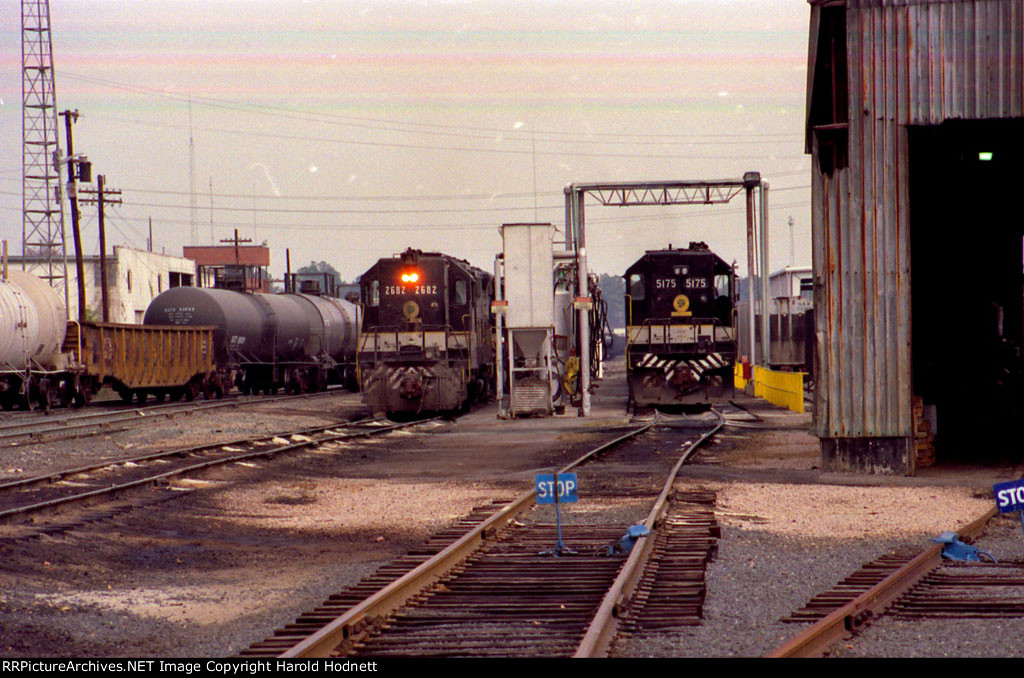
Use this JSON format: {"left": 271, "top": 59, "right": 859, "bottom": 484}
{"left": 21, "top": 0, "right": 68, "bottom": 309}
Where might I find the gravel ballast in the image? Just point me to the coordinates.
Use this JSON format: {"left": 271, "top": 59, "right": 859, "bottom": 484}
{"left": 0, "top": 371, "right": 1019, "bottom": 658}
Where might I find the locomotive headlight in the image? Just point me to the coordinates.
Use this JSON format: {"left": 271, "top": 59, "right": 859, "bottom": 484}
{"left": 400, "top": 271, "right": 420, "bottom": 284}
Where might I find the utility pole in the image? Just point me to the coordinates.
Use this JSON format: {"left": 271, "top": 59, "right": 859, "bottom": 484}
{"left": 209, "top": 177, "right": 214, "bottom": 245}
{"left": 80, "top": 174, "right": 122, "bottom": 323}
{"left": 221, "top": 228, "right": 252, "bottom": 265}
{"left": 59, "top": 109, "right": 90, "bottom": 323}
{"left": 220, "top": 229, "right": 252, "bottom": 290}
{"left": 188, "top": 97, "right": 197, "bottom": 246}
{"left": 788, "top": 216, "right": 795, "bottom": 267}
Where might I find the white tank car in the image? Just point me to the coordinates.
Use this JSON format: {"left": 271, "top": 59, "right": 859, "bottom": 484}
{"left": 0, "top": 270, "right": 67, "bottom": 371}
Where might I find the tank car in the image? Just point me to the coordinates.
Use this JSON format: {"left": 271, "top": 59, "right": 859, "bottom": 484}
{"left": 623, "top": 242, "right": 736, "bottom": 412}
{"left": 0, "top": 271, "right": 75, "bottom": 410}
{"left": 1, "top": 270, "right": 217, "bottom": 409}
{"left": 357, "top": 248, "right": 495, "bottom": 417}
{"left": 144, "top": 284, "right": 359, "bottom": 396}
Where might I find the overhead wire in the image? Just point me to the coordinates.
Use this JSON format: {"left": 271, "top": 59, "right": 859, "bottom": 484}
{"left": 3, "top": 197, "right": 811, "bottom": 233}
{"left": 60, "top": 71, "right": 805, "bottom": 145}
{"left": 71, "top": 109, "right": 809, "bottom": 161}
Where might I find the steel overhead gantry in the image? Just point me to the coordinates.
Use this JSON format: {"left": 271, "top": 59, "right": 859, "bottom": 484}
{"left": 564, "top": 174, "right": 770, "bottom": 416}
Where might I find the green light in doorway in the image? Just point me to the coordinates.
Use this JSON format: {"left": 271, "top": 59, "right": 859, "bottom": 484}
{"left": 979, "top": 151, "right": 994, "bottom": 161}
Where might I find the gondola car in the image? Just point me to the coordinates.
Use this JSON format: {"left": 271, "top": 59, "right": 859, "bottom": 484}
{"left": 357, "top": 248, "right": 494, "bottom": 417}
{"left": 624, "top": 242, "right": 736, "bottom": 411}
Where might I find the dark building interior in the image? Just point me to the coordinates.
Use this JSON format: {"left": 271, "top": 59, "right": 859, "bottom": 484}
{"left": 910, "top": 118, "right": 1024, "bottom": 459}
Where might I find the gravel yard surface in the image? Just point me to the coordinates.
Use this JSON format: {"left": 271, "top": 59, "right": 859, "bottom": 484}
{"left": 0, "top": 369, "right": 1019, "bottom": 658}
{"left": 0, "top": 392, "right": 369, "bottom": 482}
{"left": 829, "top": 511, "right": 1024, "bottom": 658}
{"left": 614, "top": 400, "right": 1016, "bottom": 658}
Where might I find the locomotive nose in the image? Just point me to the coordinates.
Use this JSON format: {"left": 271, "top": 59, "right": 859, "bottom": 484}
{"left": 398, "top": 371, "right": 424, "bottom": 400}
{"left": 668, "top": 365, "right": 698, "bottom": 389}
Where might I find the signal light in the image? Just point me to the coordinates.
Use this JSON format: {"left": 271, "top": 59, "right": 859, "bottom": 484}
{"left": 400, "top": 271, "right": 420, "bottom": 284}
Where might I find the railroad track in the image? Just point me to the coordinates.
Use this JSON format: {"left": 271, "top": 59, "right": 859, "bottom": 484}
{"left": 0, "top": 388, "right": 358, "bottom": 446}
{"left": 767, "top": 506, "right": 1002, "bottom": 657}
{"left": 240, "top": 412, "right": 724, "bottom": 658}
{"left": 0, "top": 415, "right": 437, "bottom": 543}
{"left": 891, "top": 560, "right": 1024, "bottom": 619}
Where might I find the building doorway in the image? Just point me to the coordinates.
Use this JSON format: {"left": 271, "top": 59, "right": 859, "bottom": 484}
{"left": 909, "top": 118, "right": 1024, "bottom": 460}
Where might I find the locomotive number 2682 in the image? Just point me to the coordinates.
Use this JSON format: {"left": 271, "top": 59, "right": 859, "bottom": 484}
{"left": 384, "top": 285, "right": 439, "bottom": 295}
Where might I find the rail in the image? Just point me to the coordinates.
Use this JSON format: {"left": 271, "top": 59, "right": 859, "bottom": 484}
{"left": 0, "top": 387, "right": 355, "bottom": 445}
{"left": 0, "top": 415, "right": 424, "bottom": 527}
{"left": 766, "top": 505, "right": 998, "bottom": 657}
{"left": 575, "top": 409, "right": 725, "bottom": 656}
{"left": 280, "top": 420, "right": 658, "bottom": 658}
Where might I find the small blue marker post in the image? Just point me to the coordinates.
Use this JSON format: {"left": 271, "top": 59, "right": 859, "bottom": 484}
{"left": 535, "top": 471, "right": 578, "bottom": 556}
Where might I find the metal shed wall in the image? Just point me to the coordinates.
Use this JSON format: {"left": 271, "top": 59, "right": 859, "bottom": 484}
{"left": 808, "top": 0, "right": 1024, "bottom": 471}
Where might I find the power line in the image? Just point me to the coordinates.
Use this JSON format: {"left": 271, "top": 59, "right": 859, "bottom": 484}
{"left": 80, "top": 198, "right": 814, "bottom": 233}
{"left": 70, "top": 110, "right": 809, "bottom": 162}
{"left": 0, "top": 175, "right": 812, "bottom": 202}
{"left": 0, "top": 181, "right": 812, "bottom": 211}
{"left": 60, "top": 70, "right": 805, "bottom": 145}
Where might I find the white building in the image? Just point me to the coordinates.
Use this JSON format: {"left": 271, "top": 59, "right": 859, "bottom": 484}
{"left": 12, "top": 246, "right": 196, "bottom": 324}
{"left": 769, "top": 265, "right": 813, "bottom": 302}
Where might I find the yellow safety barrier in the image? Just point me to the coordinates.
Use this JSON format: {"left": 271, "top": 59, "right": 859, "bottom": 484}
{"left": 733, "top": 363, "right": 749, "bottom": 391}
{"left": 751, "top": 365, "right": 805, "bottom": 414}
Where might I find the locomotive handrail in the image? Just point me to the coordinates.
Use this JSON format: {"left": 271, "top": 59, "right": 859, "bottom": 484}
{"left": 628, "top": 315, "right": 725, "bottom": 352}
{"left": 460, "top": 313, "right": 473, "bottom": 382}
{"left": 625, "top": 294, "right": 633, "bottom": 368}
{"left": 357, "top": 325, "right": 470, "bottom": 360}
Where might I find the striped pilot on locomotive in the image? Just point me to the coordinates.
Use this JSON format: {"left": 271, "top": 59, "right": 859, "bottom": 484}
{"left": 357, "top": 248, "right": 495, "bottom": 417}
{"left": 623, "top": 242, "right": 737, "bottom": 412}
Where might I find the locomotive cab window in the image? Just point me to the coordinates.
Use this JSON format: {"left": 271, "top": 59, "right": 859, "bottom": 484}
{"left": 713, "top": 273, "right": 733, "bottom": 323}
{"left": 714, "top": 274, "right": 731, "bottom": 299}
{"left": 366, "top": 280, "right": 380, "bottom": 307}
{"left": 628, "top": 273, "right": 645, "bottom": 301}
{"left": 454, "top": 279, "right": 468, "bottom": 306}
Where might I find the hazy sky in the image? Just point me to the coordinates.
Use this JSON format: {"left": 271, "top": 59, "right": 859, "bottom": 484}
{"left": 1, "top": 0, "right": 812, "bottom": 282}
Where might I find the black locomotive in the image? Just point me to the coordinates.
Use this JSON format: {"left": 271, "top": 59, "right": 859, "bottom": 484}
{"left": 357, "top": 248, "right": 495, "bottom": 417}
{"left": 623, "top": 242, "right": 736, "bottom": 411}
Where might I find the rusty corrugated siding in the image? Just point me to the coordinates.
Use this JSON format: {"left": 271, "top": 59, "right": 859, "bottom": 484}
{"left": 810, "top": 0, "right": 1024, "bottom": 439}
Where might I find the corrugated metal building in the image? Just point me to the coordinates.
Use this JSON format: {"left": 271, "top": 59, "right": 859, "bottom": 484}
{"left": 807, "top": 0, "right": 1024, "bottom": 474}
